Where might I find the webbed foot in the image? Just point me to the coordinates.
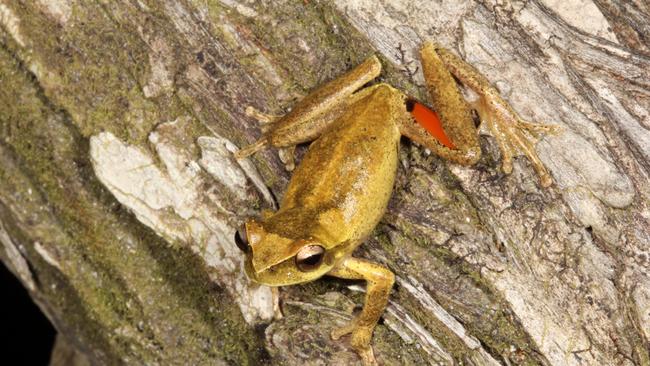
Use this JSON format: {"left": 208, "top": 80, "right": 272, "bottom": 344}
{"left": 331, "top": 322, "right": 378, "bottom": 366}
{"left": 477, "top": 97, "right": 560, "bottom": 187}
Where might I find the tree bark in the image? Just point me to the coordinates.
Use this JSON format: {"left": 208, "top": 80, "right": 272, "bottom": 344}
{"left": 0, "top": 1, "right": 648, "bottom": 365}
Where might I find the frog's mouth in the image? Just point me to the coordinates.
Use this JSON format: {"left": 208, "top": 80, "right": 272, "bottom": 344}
{"left": 243, "top": 253, "right": 333, "bottom": 287}
{"left": 243, "top": 257, "right": 263, "bottom": 284}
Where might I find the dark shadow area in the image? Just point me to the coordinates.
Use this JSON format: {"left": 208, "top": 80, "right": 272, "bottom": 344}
{"left": 0, "top": 263, "right": 56, "bottom": 365}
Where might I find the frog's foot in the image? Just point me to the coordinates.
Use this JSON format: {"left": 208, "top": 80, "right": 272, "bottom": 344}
{"left": 477, "top": 98, "right": 556, "bottom": 187}
{"left": 241, "top": 106, "right": 296, "bottom": 170}
{"left": 234, "top": 135, "right": 295, "bottom": 171}
{"left": 331, "top": 323, "right": 378, "bottom": 366}
{"left": 234, "top": 106, "right": 277, "bottom": 159}
{"left": 331, "top": 321, "right": 356, "bottom": 340}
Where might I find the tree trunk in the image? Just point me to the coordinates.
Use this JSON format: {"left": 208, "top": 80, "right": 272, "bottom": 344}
{"left": 1, "top": 1, "right": 648, "bottom": 365}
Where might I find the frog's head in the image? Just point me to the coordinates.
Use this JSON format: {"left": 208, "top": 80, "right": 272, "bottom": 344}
{"left": 235, "top": 219, "right": 337, "bottom": 286}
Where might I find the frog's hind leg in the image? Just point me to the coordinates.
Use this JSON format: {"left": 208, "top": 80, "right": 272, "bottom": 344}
{"left": 233, "top": 108, "right": 280, "bottom": 159}
{"left": 433, "top": 44, "right": 561, "bottom": 187}
{"left": 234, "top": 56, "right": 382, "bottom": 169}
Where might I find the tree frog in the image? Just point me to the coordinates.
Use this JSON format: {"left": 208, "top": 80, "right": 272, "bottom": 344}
{"left": 233, "top": 43, "right": 558, "bottom": 365}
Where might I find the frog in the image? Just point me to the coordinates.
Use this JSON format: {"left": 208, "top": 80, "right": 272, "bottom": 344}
{"left": 233, "top": 42, "right": 559, "bottom": 365}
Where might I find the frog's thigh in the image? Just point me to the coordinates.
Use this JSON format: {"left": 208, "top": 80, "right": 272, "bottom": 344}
{"left": 401, "top": 43, "right": 481, "bottom": 165}
{"left": 327, "top": 257, "right": 394, "bottom": 363}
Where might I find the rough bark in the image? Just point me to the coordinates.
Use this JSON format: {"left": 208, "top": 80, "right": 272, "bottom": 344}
{"left": 0, "top": 1, "right": 648, "bottom": 365}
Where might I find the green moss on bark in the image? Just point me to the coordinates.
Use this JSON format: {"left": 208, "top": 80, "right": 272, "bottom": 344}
{"left": 0, "top": 39, "right": 263, "bottom": 364}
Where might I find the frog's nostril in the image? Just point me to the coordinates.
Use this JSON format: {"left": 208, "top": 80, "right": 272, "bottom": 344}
{"left": 235, "top": 225, "right": 250, "bottom": 253}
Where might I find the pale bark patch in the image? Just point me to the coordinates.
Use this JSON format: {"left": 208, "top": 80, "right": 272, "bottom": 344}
{"left": 0, "top": 3, "right": 25, "bottom": 47}
{"left": 36, "top": 0, "right": 72, "bottom": 25}
{"left": 89, "top": 128, "right": 276, "bottom": 324}
{"left": 540, "top": 0, "right": 618, "bottom": 42}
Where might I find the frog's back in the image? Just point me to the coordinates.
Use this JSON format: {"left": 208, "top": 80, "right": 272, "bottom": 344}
{"left": 280, "top": 85, "right": 403, "bottom": 241}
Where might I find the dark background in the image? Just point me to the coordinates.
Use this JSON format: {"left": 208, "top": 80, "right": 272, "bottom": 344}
{"left": 1, "top": 263, "right": 56, "bottom": 365}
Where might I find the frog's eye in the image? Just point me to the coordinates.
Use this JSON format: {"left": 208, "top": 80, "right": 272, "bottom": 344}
{"left": 295, "top": 245, "right": 325, "bottom": 272}
{"left": 234, "top": 225, "right": 250, "bottom": 253}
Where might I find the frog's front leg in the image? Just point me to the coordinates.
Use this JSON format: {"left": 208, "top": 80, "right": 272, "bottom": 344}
{"left": 234, "top": 55, "right": 382, "bottom": 169}
{"left": 327, "top": 257, "right": 395, "bottom": 366}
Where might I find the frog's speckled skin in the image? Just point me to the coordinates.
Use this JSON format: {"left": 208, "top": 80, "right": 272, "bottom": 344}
{"left": 235, "top": 43, "right": 559, "bottom": 365}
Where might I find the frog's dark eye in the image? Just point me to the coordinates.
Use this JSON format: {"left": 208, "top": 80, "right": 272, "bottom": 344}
{"left": 296, "top": 245, "right": 325, "bottom": 272}
{"left": 234, "top": 225, "right": 250, "bottom": 253}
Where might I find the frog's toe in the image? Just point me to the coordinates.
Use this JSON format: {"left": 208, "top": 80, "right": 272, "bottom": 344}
{"left": 357, "top": 346, "right": 378, "bottom": 366}
{"left": 278, "top": 146, "right": 296, "bottom": 171}
{"left": 510, "top": 122, "right": 555, "bottom": 187}
{"left": 331, "top": 322, "right": 355, "bottom": 340}
{"left": 517, "top": 119, "right": 563, "bottom": 136}
{"left": 350, "top": 326, "right": 377, "bottom": 366}
{"left": 484, "top": 118, "right": 515, "bottom": 175}
{"left": 245, "top": 106, "right": 281, "bottom": 128}
{"left": 501, "top": 153, "right": 514, "bottom": 175}
{"left": 234, "top": 137, "right": 268, "bottom": 159}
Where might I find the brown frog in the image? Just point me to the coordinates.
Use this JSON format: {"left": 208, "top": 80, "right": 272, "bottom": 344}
{"left": 234, "top": 43, "right": 559, "bottom": 365}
